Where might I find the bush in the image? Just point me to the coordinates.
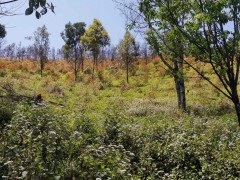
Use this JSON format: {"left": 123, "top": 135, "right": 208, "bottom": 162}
{"left": 1, "top": 103, "right": 70, "bottom": 179}
{"left": 0, "top": 97, "right": 15, "bottom": 131}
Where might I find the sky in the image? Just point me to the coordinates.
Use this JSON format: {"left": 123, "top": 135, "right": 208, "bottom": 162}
{"left": 0, "top": 0, "right": 131, "bottom": 49}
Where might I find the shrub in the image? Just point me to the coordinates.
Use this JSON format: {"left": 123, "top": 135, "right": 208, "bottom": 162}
{"left": 0, "top": 97, "right": 15, "bottom": 131}
{"left": 1, "top": 103, "right": 70, "bottom": 179}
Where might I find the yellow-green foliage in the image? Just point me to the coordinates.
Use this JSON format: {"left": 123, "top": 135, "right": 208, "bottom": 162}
{"left": 0, "top": 58, "right": 239, "bottom": 179}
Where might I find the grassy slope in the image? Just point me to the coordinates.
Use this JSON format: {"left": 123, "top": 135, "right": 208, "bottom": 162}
{"left": 0, "top": 58, "right": 240, "bottom": 178}
{"left": 0, "top": 58, "right": 235, "bottom": 119}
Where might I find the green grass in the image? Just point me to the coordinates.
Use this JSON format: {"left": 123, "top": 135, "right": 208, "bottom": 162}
{"left": 0, "top": 59, "right": 239, "bottom": 179}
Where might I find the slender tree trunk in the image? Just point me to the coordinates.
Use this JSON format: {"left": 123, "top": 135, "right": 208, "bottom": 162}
{"left": 40, "top": 59, "right": 43, "bottom": 77}
{"left": 179, "top": 77, "right": 186, "bottom": 111}
{"left": 175, "top": 78, "right": 181, "bottom": 108}
{"left": 74, "top": 48, "right": 78, "bottom": 81}
{"left": 81, "top": 58, "right": 84, "bottom": 72}
{"left": 74, "top": 58, "right": 77, "bottom": 81}
{"left": 126, "top": 60, "right": 129, "bottom": 84}
{"left": 232, "top": 87, "right": 240, "bottom": 126}
{"left": 40, "top": 68, "right": 43, "bottom": 77}
{"left": 173, "top": 56, "right": 187, "bottom": 112}
{"left": 92, "top": 56, "right": 95, "bottom": 80}
{"left": 96, "top": 58, "right": 98, "bottom": 71}
{"left": 179, "top": 56, "right": 186, "bottom": 111}
{"left": 234, "top": 103, "right": 240, "bottom": 126}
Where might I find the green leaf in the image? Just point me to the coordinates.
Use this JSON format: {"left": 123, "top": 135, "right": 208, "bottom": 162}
{"left": 35, "top": 11, "right": 41, "bottom": 19}
{"left": 50, "top": 2, "right": 55, "bottom": 14}
{"left": 25, "top": 7, "right": 33, "bottom": 15}
{"left": 40, "top": 0, "right": 46, "bottom": 7}
{"left": 40, "top": 7, "right": 47, "bottom": 15}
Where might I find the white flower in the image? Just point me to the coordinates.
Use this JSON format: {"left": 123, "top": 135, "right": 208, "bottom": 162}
{"left": 22, "top": 171, "right": 28, "bottom": 178}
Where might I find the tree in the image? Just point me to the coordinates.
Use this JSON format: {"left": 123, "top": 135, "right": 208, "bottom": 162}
{"left": 0, "top": 24, "right": 6, "bottom": 39}
{"left": 51, "top": 47, "right": 56, "bottom": 60}
{"left": 16, "top": 42, "right": 26, "bottom": 60}
{"left": 133, "top": 40, "right": 140, "bottom": 60}
{"left": 115, "top": 0, "right": 187, "bottom": 111}
{"left": 141, "top": 42, "right": 150, "bottom": 65}
{"left": 81, "top": 19, "right": 110, "bottom": 77}
{"left": 61, "top": 22, "right": 86, "bottom": 81}
{"left": 117, "top": 31, "right": 135, "bottom": 84}
{"left": 138, "top": 0, "right": 240, "bottom": 124}
{"left": 4, "top": 43, "right": 16, "bottom": 60}
{"left": 0, "top": 0, "right": 54, "bottom": 18}
{"left": 28, "top": 25, "right": 50, "bottom": 76}
{"left": 108, "top": 45, "right": 117, "bottom": 61}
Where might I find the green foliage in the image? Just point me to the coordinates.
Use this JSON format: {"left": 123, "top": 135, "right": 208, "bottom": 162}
{"left": 117, "top": 31, "right": 136, "bottom": 83}
{"left": 61, "top": 22, "right": 86, "bottom": 80}
{"left": 32, "top": 25, "right": 50, "bottom": 76}
{"left": 139, "top": 0, "right": 240, "bottom": 123}
{"left": 25, "top": 0, "right": 55, "bottom": 19}
{"left": 0, "top": 24, "right": 6, "bottom": 39}
{"left": 0, "top": 97, "right": 15, "bottom": 131}
{"left": 61, "top": 22, "right": 86, "bottom": 49}
{"left": 81, "top": 19, "right": 110, "bottom": 60}
{"left": 117, "top": 31, "right": 135, "bottom": 64}
{"left": 1, "top": 55, "right": 240, "bottom": 179}
{"left": 1, "top": 103, "right": 70, "bottom": 179}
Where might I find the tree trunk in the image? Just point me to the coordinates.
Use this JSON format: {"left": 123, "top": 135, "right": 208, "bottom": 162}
{"left": 40, "top": 68, "right": 43, "bottom": 77}
{"left": 81, "top": 58, "right": 84, "bottom": 72}
{"left": 96, "top": 58, "right": 98, "bottom": 71}
{"left": 92, "top": 56, "right": 95, "bottom": 80}
{"left": 232, "top": 87, "right": 240, "bottom": 126}
{"left": 40, "top": 60, "right": 43, "bottom": 77}
{"left": 178, "top": 56, "right": 186, "bottom": 112}
{"left": 175, "top": 78, "right": 181, "bottom": 109}
{"left": 126, "top": 60, "right": 129, "bottom": 84}
{"left": 179, "top": 77, "right": 186, "bottom": 111}
{"left": 174, "top": 78, "right": 186, "bottom": 112}
{"left": 173, "top": 55, "right": 187, "bottom": 112}
{"left": 233, "top": 102, "right": 240, "bottom": 126}
{"left": 74, "top": 58, "right": 77, "bottom": 81}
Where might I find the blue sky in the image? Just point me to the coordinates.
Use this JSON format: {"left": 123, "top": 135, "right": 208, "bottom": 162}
{"left": 1, "top": 0, "right": 129, "bottom": 49}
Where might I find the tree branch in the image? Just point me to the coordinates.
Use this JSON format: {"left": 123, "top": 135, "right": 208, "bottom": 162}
{"left": 0, "top": 0, "right": 18, "bottom": 5}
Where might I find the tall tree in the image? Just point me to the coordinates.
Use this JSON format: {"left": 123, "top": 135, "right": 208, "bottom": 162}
{"left": 28, "top": 25, "right": 50, "bottom": 76}
{"left": 4, "top": 43, "right": 16, "bottom": 60}
{"left": 81, "top": 19, "right": 110, "bottom": 77}
{"left": 138, "top": 0, "right": 240, "bottom": 124}
{"left": 117, "top": 31, "right": 135, "bottom": 84}
{"left": 115, "top": 0, "right": 187, "bottom": 111}
{"left": 141, "top": 42, "right": 150, "bottom": 65}
{"left": 61, "top": 22, "right": 86, "bottom": 81}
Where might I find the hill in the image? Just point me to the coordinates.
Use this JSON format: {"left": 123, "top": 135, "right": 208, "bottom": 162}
{"left": 0, "top": 58, "right": 239, "bottom": 179}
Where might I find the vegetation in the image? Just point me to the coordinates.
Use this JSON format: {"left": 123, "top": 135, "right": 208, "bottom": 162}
{"left": 0, "top": 0, "right": 54, "bottom": 18}
{"left": 27, "top": 25, "right": 50, "bottom": 77}
{"left": 117, "top": 31, "right": 135, "bottom": 84}
{"left": 0, "top": 58, "right": 239, "bottom": 179}
{"left": 0, "top": 0, "right": 240, "bottom": 179}
{"left": 61, "top": 22, "right": 86, "bottom": 81}
{"left": 136, "top": 0, "right": 240, "bottom": 124}
{"left": 81, "top": 19, "right": 110, "bottom": 77}
{"left": 0, "top": 24, "right": 6, "bottom": 39}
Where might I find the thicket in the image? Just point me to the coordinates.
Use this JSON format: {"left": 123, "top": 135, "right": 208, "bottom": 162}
{"left": 0, "top": 101, "right": 239, "bottom": 179}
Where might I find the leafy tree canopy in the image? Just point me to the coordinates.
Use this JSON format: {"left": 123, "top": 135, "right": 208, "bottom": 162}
{"left": 25, "top": 0, "right": 55, "bottom": 19}
{"left": 61, "top": 22, "right": 86, "bottom": 48}
{"left": 81, "top": 19, "right": 110, "bottom": 56}
{"left": 0, "top": 0, "right": 55, "bottom": 19}
{"left": 0, "top": 24, "right": 6, "bottom": 39}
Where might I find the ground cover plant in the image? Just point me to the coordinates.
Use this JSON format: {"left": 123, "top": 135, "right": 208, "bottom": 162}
{"left": 0, "top": 58, "right": 239, "bottom": 179}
